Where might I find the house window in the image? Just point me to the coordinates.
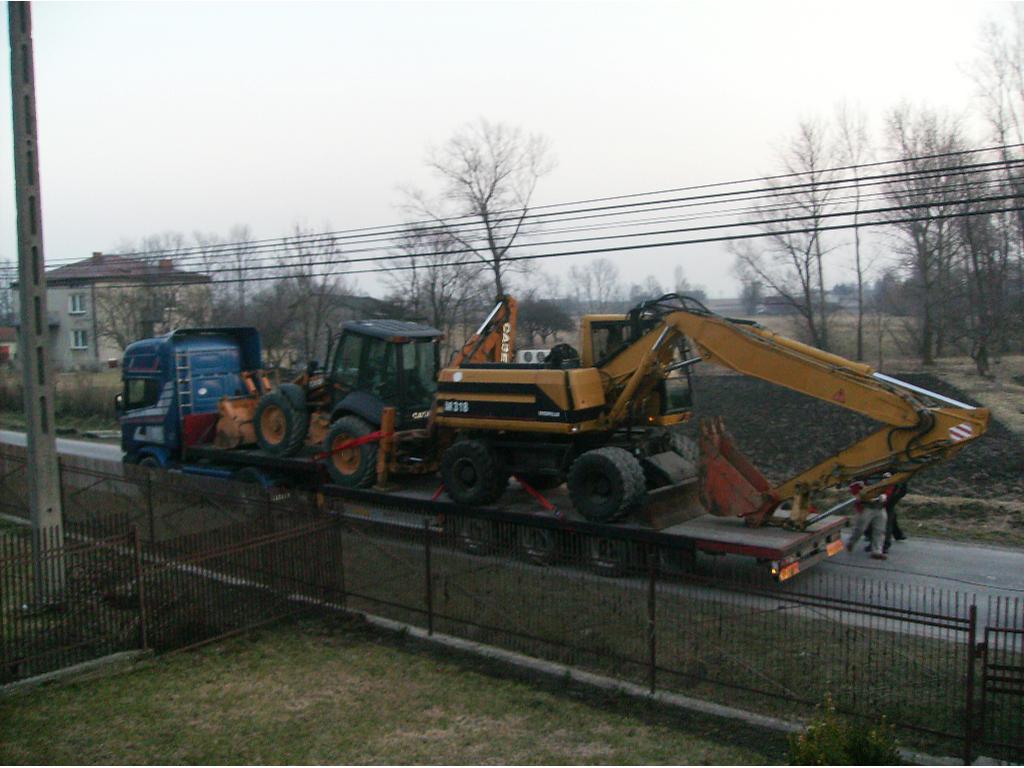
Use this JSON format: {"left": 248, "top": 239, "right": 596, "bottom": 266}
{"left": 70, "top": 330, "right": 88, "bottom": 350}
{"left": 68, "top": 293, "right": 86, "bottom": 315}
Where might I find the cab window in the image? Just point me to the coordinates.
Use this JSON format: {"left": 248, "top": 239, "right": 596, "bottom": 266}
{"left": 125, "top": 378, "right": 161, "bottom": 410}
{"left": 332, "top": 333, "right": 364, "bottom": 388}
{"left": 401, "top": 340, "right": 438, "bottom": 405}
{"left": 358, "top": 337, "right": 395, "bottom": 399}
{"left": 590, "top": 321, "right": 633, "bottom": 366}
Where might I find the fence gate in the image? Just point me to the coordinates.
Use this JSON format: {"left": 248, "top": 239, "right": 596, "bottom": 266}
{"left": 978, "top": 599, "right": 1024, "bottom": 764}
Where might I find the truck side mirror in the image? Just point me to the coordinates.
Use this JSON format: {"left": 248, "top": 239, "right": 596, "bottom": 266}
{"left": 114, "top": 393, "right": 124, "bottom": 417}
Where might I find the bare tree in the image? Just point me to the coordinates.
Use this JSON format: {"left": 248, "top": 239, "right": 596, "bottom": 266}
{"left": 835, "top": 103, "right": 872, "bottom": 360}
{"left": 731, "top": 119, "right": 836, "bottom": 349}
{"left": 95, "top": 233, "right": 211, "bottom": 347}
{"left": 383, "top": 225, "right": 487, "bottom": 354}
{"left": 406, "top": 119, "right": 555, "bottom": 298}
{"left": 278, "top": 225, "right": 349, "bottom": 366}
{"left": 567, "top": 257, "right": 625, "bottom": 313}
{"left": 628, "top": 274, "right": 665, "bottom": 303}
{"left": 883, "top": 105, "right": 966, "bottom": 364}
{"left": 973, "top": 11, "right": 1024, "bottom": 351}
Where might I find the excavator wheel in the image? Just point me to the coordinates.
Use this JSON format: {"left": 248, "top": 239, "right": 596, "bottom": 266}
{"left": 324, "top": 416, "right": 378, "bottom": 488}
{"left": 440, "top": 439, "right": 508, "bottom": 506}
{"left": 254, "top": 390, "right": 308, "bottom": 456}
{"left": 567, "top": 447, "right": 646, "bottom": 523}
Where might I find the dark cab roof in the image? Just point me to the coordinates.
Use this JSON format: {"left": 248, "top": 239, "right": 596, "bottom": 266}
{"left": 342, "top": 319, "right": 441, "bottom": 340}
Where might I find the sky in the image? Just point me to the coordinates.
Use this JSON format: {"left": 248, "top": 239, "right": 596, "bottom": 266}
{"left": 0, "top": 0, "right": 1013, "bottom": 298}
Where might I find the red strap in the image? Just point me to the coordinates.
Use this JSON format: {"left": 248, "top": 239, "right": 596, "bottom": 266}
{"left": 431, "top": 483, "right": 446, "bottom": 501}
{"left": 514, "top": 474, "right": 556, "bottom": 512}
{"left": 312, "top": 430, "right": 390, "bottom": 461}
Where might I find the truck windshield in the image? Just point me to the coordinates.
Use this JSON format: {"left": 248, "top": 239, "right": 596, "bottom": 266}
{"left": 125, "top": 378, "right": 161, "bottom": 410}
{"left": 402, "top": 340, "right": 437, "bottom": 407}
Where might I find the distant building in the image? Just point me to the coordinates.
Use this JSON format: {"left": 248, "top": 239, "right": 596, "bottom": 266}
{"left": 0, "top": 326, "right": 16, "bottom": 365}
{"left": 12, "top": 252, "right": 211, "bottom": 370}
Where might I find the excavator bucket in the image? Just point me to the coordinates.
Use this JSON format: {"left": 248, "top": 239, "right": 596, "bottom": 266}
{"left": 214, "top": 395, "right": 259, "bottom": 449}
{"left": 698, "top": 417, "right": 777, "bottom": 525}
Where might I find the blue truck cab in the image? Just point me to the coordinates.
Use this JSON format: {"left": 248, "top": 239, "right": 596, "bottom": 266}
{"left": 118, "top": 328, "right": 262, "bottom": 467}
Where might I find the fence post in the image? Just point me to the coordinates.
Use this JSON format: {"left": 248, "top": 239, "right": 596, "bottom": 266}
{"left": 648, "top": 544, "right": 657, "bottom": 695}
{"left": 145, "top": 470, "right": 155, "bottom": 544}
{"left": 132, "top": 524, "right": 149, "bottom": 651}
{"left": 964, "top": 603, "right": 978, "bottom": 766}
{"left": 424, "top": 518, "right": 433, "bottom": 636}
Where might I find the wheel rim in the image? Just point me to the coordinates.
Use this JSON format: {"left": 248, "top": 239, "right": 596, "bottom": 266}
{"left": 331, "top": 432, "right": 359, "bottom": 475}
{"left": 590, "top": 537, "right": 625, "bottom": 570}
{"left": 519, "top": 527, "right": 555, "bottom": 562}
{"left": 454, "top": 458, "right": 479, "bottom": 489}
{"left": 584, "top": 472, "right": 613, "bottom": 505}
{"left": 260, "top": 406, "right": 287, "bottom": 445}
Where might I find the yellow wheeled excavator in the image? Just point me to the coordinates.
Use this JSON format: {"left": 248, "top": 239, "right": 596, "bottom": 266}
{"left": 432, "top": 294, "right": 990, "bottom": 527}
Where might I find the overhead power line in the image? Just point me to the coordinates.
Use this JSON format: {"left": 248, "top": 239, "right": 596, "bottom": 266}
{"left": 95, "top": 187, "right": 1024, "bottom": 289}
{"left": 41, "top": 142, "right": 1024, "bottom": 272}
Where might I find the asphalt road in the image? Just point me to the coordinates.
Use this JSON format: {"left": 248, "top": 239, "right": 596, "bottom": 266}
{"left": 3, "top": 430, "right": 1022, "bottom": 610}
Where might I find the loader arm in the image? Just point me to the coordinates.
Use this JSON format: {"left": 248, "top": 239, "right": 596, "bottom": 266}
{"left": 449, "top": 295, "right": 518, "bottom": 367}
{"left": 598, "top": 295, "right": 989, "bottom": 527}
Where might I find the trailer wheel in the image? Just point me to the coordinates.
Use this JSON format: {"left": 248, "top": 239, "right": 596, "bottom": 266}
{"left": 567, "top": 447, "right": 645, "bottom": 522}
{"left": 254, "top": 390, "right": 308, "bottom": 456}
{"left": 324, "top": 416, "right": 378, "bottom": 488}
{"left": 136, "top": 455, "right": 162, "bottom": 469}
{"left": 587, "top": 536, "right": 632, "bottom": 577}
{"left": 440, "top": 440, "right": 507, "bottom": 506}
{"left": 517, "top": 525, "right": 557, "bottom": 565}
{"left": 451, "top": 515, "right": 497, "bottom": 555}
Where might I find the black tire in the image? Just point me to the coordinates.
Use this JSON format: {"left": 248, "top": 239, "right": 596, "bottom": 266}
{"left": 587, "top": 536, "right": 632, "bottom": 577}
{"left": 278, "top": 382, "right": 307, "bottom": 411}
{"left": 517, "top": 525, "right": 558, "bottom": 565}
{"left": 516, "top": 473, "right": 564, "bottom": 492}
{"left": 324, "top": 416, "right": 378, "bottom": 488}
{"left": 137, "top": 455, "right": 161, "bottom": 469}
{"left": 451, "top": 515, "right": 497, "bottom": 556}
{"left": 567, "top": 447, "right": 646, "bottom": 522}
{"left": 254, "top": 390, "right": 308, "bottom": 456}
{"left": 440, "top": 440, "right": 507, "bottom": 506}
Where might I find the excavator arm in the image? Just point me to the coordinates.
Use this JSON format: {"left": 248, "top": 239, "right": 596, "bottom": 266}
{"left": 601, "top": 295, "right": 989, "bottom": 527}
{"left": 449, "top": 295, "right": 518, "bottom": 367}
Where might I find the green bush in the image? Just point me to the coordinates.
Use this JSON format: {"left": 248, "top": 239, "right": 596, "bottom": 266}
{"left": 789, "top": 696, "right": 900, "bottom": 765}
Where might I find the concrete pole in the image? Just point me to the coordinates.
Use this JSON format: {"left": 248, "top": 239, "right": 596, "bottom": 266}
{"left": 9, "top": 1, "right": 64, "bottom": 594}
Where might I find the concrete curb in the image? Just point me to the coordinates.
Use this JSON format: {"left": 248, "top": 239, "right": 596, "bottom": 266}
{"left": 0, "top": 650, "right": 152, "bottom": 695}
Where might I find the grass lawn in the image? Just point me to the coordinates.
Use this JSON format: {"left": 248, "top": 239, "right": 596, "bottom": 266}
{"left": 0, "top": 616, "right": 788, "bottom": 765}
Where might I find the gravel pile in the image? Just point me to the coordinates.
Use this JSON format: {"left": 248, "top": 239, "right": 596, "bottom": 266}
{"left": 680, "top": 372, "right": 1023, "bottom": 501}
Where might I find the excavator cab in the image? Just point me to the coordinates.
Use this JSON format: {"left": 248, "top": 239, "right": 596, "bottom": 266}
{"left": 327, "top": 320, "right": 442, "bottom": 429}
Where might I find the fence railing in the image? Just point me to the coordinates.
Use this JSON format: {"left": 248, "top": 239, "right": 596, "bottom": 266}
{"left": 0, "top": 441, "right": 1020, "bottom": 762}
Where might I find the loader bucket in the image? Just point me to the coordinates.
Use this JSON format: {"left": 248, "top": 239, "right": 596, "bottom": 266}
{"left": 214, "top": 395, "right": 258, "bottom": 449}
{"left": 698, "top": 417, "right": 777, "bottom": 525}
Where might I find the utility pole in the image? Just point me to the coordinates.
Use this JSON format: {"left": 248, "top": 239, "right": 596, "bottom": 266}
{"left": 9, "top": 1, "right": 64, "bottom": 593}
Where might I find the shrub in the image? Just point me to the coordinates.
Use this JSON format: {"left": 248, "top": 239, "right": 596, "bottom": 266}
{"left": 789, "top": 696, "right": 900, "bottom": 765}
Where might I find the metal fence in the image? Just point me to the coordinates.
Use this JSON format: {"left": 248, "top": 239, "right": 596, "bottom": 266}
{"left": 0, "top": 441, "right": 1021, "bottom": 763}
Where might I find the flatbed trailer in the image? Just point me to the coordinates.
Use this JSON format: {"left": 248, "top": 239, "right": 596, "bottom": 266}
{"left": 177, "top": 443, "right": 848, "bottom": 581}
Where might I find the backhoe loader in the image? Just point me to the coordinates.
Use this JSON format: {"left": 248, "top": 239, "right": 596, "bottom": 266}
{"left": 432, "top": 294, "right": 990, "bottom": 527}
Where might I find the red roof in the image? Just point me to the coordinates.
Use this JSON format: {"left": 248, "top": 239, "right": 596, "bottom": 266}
{"left": 41, "top": 252, "right": 210, "bottom": 286}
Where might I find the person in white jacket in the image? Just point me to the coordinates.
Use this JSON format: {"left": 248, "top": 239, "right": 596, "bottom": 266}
{"left": 845, "top": 480, "right": 889, "bottom": 560}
